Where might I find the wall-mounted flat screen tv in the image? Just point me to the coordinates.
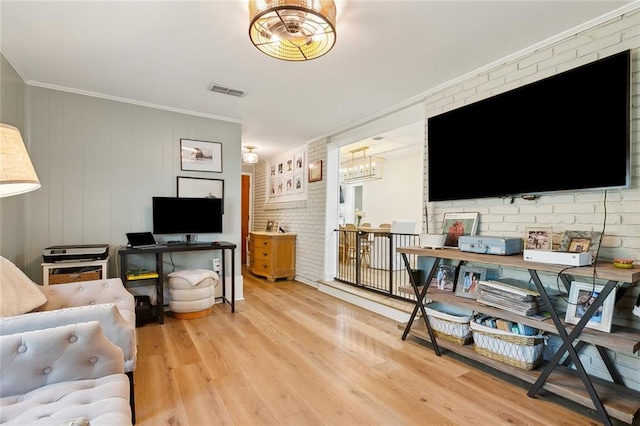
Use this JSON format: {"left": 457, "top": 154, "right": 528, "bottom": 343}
{"left": 152, "top": 196, "right": 223, "bottom": 237}
{"left": 427, "top": 50, "right": 630, "bottom": 202}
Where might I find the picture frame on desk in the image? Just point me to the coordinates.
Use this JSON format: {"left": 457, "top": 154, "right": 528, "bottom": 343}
{"left": 430, "top": 264, "right": 457, "bottom": 292}
{"left": 559, "top": 230, "right": 602, "bottom": 263}
{"left": 565, "top": 282, "right": 615, "bottom": 333}
{"left": 455, "top": 266, "right": 486, "bottom": 299}
{"left": 442, "top": 212, "right": 479, "bottom": 248}
{"left": 525, "top": 227, "right": 553, "bottom": 250}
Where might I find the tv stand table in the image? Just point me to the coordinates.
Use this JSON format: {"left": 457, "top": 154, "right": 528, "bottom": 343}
{"left": 397, "top": 246, "right": 640, "bottom": 425}
{"left": 118, "top": 242, "right": 237, "bottom": 324}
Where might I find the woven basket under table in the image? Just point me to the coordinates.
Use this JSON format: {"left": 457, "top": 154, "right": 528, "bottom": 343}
{"left": 424, "top": 305, "right": 473, "bottom": 345}
{"left": 470, "top": 322, "right": 544, "bottom": 370}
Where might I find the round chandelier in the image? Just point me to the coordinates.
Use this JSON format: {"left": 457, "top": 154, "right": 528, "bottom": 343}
{"left": 249, "top": 0, "right": 337, "bottom": 61}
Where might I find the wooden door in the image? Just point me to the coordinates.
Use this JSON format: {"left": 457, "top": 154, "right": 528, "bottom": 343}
{"left": 241, "top": 174, "right": 250, "bottom": 265}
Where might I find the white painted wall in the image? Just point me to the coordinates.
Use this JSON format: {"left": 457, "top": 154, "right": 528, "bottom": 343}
{"left": 340, "top": 144, "right": 423, "bottom": 228}
{"left": 0, "top": 71, "right": 244, "bottom": 301}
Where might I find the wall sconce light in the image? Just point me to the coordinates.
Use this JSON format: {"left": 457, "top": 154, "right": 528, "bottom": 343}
{"left": 243, "top": 146, "right": 259, "bottom": 164}
{"left": 0, "top": 123, "right": 41, "bottom": 197}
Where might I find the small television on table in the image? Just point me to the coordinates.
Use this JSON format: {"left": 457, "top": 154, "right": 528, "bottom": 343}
{"left": 152, "top": 196, "right": 223, "bottom": 242}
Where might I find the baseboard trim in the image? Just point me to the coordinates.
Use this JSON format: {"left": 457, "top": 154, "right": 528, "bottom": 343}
{"left": 318, "top": 282, "right": 412, "bottom": 323}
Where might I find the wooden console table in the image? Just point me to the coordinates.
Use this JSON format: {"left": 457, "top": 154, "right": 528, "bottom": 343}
{"left": 118, "top": 242, "right": 236, "bottom": 324}
{"left": 397, "top": 246, "right": 640, "bottom": 425}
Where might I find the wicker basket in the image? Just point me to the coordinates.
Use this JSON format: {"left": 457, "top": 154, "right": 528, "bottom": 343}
{"left": 424, "top": 303, "right": 473, "bottom": 345}
{"left": 49, "top": 268, "right": 101, "bottom": 285}
{"left": 470, "top": 322, "right": 544, "bottom": 370}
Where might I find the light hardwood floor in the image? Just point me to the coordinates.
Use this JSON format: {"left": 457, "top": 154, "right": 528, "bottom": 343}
{"left": 133, "top": 269, "right": 604, "bottom": 425}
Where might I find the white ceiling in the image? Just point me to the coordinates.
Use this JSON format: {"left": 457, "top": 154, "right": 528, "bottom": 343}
{"left": 1, "top": 1, "right": 632, "bottom": 161}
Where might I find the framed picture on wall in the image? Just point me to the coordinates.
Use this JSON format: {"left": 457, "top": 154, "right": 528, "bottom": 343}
{"left": 177, "top": 176, "right": 224, "bottom": 213}
{"left": 180, "top": 139, "right": 222, "bottom": 173}
{"left": 309, "top": 160, "right": 322, "bottom": 182}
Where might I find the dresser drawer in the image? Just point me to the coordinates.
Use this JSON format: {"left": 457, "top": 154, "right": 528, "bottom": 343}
{"left": 253, "top": 262, "right": 270, "bottom": 274}
{"left": 252, "top": 237, "right": 272, "bottom": 250}
{"left": 254, "top": 248, "right": 270, "bottom": 261}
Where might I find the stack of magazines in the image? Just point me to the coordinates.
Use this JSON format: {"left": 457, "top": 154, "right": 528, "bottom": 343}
{"left": 477, "top": 279, "right": 541, "bottom": 316}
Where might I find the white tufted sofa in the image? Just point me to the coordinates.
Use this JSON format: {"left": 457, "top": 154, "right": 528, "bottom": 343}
{"left": 0, "top": 321, "right": 132, "bottom": 425}
{"left": 0, "top": 278, "right": 138, "bottom": 422}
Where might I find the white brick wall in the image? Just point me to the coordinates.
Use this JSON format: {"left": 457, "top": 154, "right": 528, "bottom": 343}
{"left": 253, "top": 140, "right": 327, "bottom": 287}
{"left": 423, "top": 9, "right": 640, "bottom": 389}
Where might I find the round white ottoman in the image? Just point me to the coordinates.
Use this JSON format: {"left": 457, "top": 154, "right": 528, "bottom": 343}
{"left": 168, "top": 269, "right": 219, "bottom": 319}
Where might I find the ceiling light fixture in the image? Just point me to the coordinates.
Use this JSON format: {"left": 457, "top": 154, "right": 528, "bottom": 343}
{"left": 0, "top": 123, "right": 41, "bottom": 197}
{"left": 248, "top": 0, "right": 337, "bottom": 61}
{"left": 340, "top": 146, "right": 385, "bottom": 183}
{"left": 243, "top": 146, "right": 259, "bottom": 164}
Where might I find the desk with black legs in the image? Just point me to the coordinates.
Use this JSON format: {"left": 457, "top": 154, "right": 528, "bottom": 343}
{"left": 118, "top": 242, "right": 237, "bottom": 324}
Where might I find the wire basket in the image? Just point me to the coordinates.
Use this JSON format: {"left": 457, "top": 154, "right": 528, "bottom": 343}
{"left": 470, "top": 322, "right": 544, "bottom": 370}
{"left": 425, "top": 303, "right": 473, "bottom": 345}
{"left": 49, "top": 268, "right": 101, "bottom": 285}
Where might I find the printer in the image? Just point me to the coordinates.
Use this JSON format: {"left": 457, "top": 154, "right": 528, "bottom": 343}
{"left": 43, "top": 244, "right": 109, "bottom": 263}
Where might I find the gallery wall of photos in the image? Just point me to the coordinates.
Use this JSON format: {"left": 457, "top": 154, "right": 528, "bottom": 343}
{"left": 268, "top": 148, "right": 307, "bottom": 202}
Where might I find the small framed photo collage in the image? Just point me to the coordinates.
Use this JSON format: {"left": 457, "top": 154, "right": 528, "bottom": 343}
{"left": 268, "top": 149, "right": 306, "bottom": 201}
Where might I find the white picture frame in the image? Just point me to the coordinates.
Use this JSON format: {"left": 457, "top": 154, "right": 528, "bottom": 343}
{"left": 442, "top": 212, "right": 479, "bottom": 248}
{"left": 180, "top": 139, "right": 222, "bottom": 173}
{"left": 564, "top": 282, "right": 616, "bottom": 333}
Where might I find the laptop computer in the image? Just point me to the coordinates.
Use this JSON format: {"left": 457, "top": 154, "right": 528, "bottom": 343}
{"left": 126, "top": 232, "right": 161, "bottom": 249}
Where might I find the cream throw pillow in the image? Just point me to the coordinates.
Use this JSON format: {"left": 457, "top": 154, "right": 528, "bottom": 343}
{"left": 0, "top": 256, "right": 47, "bottom": 317}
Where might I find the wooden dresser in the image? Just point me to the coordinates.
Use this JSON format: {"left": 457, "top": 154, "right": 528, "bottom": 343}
{"left": 248, "top": 232, "right": 296, "bottom": 282}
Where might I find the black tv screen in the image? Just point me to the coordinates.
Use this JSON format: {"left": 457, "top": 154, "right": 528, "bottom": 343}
{"left": 427, "top": 50, "right": 630, "bottom": 202}
{"left": 152, "top": 197, "right": 223, "bottom": 235}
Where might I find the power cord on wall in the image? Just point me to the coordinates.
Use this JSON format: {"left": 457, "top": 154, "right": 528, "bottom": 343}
{"left": 555, "top": 190, "right": 608, "bottom": 307}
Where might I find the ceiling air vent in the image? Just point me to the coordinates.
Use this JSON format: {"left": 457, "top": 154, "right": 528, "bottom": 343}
{"left": 209, "top": 83, "right": 246, "bottom": 97}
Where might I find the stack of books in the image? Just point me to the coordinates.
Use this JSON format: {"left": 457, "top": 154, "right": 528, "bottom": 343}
{"left": 474, "top": 314, "right": 539, "bottom": 336}
{"left": 126, "top": 269, "right": 159, "bottom": 280}
{"left": 477, "top": 279, "right": 541, "bottom": 317}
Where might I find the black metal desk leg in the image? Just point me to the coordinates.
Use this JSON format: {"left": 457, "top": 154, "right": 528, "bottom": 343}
{"left": 157, "top": 253, "right": 164, "bottom": 324}
{"left": 221, "top": 251, "right": 227, "bottom": 306}
{"left": 230, "top": 248, "right": 235, "bottom": 313}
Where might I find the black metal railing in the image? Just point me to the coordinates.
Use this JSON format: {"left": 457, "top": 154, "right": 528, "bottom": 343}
{"left": 335, "top": 228, "right": 421, "bottom": 302}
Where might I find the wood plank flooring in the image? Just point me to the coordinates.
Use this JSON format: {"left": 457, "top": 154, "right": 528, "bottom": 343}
{"left": 133, "top": 269, "right": 607, "bottom": 425}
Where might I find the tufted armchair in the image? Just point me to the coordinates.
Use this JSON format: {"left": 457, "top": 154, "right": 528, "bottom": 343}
{"left": 0, "top": 321, "right": 132, "bottom": 425}
{"left": 0, "top": 256, "right": 137, "bottom": 422}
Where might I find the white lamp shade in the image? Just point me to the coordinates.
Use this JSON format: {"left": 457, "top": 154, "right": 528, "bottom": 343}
{"left": 0, "top": 123, "right": 41, "bottom": 197}
{"left": 243, "top": 150, "right": 259, "bottom": 164}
